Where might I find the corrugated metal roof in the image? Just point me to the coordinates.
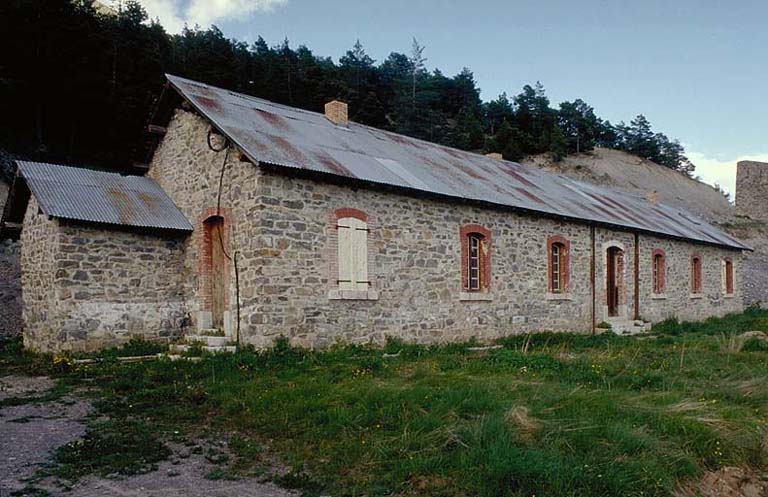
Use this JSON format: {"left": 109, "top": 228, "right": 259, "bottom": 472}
{"left": 166, "top": 74, "right": 749, "bottom": 251}
{"left": 17, "top": 161, "right": 193, "bottom": 232}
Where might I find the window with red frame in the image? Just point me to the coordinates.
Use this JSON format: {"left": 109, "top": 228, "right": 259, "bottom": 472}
{"left": 691, "top": 255, "right": 702, "bottom": 294}
{"left": 467, "top": 233, "right": 482, "bottom": 290}
{"left": 460, "top": 225, "right": 491, "bottom": 292}
{"left": 547, "top": 236, "right": 570, "bottom": 294}
{"left": 550, "top": 243, "right": 566, "bottom": 293}
{"left": 723, "top": 258, "right": 734, "bottom": 295}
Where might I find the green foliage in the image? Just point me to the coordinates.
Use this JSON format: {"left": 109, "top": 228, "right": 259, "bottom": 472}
{"left": 94, "top": 338, "right": 168, "bottom": 359}
{"left": 0, "top": 0, "right": 695, "bottom": 175}
{"left": 50, "top": 419, "right": 170, "bottom": 479}
{"left": 741, "top": 337, "right": 768, "bottom": 352}
{"left": 612, "top": 115, "right": 695, "bottom": 172}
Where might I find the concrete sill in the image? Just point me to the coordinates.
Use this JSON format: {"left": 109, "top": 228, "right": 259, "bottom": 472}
{"left": 328, "top": 289, "right": 379, "bottom": 301}
{"left": 723, "top": 294, "right": 735, "bottom": 299}
{"left": 459, "top": 292, "right": 493, "bottom": 302}
{"left": 651, "top": 294, "right": 668, "bottom": 300}
{"left": 546, "top": 292, "right": 572, "bottom": 301}
{"left": 689, "top": 293, "right": 703, "bottom": 299}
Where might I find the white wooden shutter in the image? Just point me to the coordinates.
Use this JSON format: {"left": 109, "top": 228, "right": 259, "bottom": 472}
{"left": 338, "top": 217, "right": 369, "bottom": 292}
{"left": 337, "top": 219, "right": 354, "bottom": 291}
{"left": 352, "top": 219, "right": 369, "bottom": 291}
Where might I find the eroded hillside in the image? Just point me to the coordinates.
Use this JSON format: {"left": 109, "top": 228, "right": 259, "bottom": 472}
{"left": 522, "top": 148, "right": 733, "bottom": 223}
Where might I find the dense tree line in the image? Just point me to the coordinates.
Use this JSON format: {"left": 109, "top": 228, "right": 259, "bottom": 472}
{"left": 0, "top": 0, "right": 694, "bottom": 181}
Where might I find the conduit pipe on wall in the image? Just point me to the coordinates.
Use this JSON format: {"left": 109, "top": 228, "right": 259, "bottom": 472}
{"left": 590, "top": 225, "right": 596, "bottom": 335}
{"left": 634, "top": 232, "right": 640, "bottom": 321}
{"left": 208, "top": 128, "right": 242, "bottom": 347}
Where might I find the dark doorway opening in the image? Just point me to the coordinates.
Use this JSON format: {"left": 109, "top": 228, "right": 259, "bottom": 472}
{"left": 606, "top": 246, "right": 623, "bottom": 317}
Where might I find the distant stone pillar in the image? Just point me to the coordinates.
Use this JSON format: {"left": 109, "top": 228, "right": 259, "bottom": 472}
{"left": 736, "top": 161, "right": 768, "bottom": 220}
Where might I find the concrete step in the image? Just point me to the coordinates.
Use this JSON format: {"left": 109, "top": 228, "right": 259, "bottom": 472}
{"left": 169, "top": 343, "right": 237, "bottom": 354}
{"left": 606, "top": 318, "right": 652, "bottom": 335}
{"left": 197, "top": 329, "right": 226, "bottom": 337}
{"left": 165, "top": 354, "right": 203, "bottom": 362}
{"left": 185, "top": 335, "right": 229, "bottom": 347}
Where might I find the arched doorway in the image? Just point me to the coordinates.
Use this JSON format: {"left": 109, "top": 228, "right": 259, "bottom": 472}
{"left": 606, "top": 245, "right": 624, "bottom": 317}
{"left": 204, "top": 216, "right": 226, "bottom": 330}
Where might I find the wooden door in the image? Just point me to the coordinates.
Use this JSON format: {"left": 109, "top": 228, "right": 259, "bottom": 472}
{"left": 607, "top": 247, "right": 619, "bottom": 317}
{"left": 208, "top": 218, "right": 225, "bottom": 329}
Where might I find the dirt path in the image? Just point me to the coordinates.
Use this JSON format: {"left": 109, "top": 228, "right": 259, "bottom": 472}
{"left": 0, "top": 374, "right": 299, "bottom": 497}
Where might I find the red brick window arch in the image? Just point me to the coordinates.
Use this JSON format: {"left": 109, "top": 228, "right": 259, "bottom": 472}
{"left": 652, "top": 249, "right": 666, "bottom": 294}
{"left": 547, "top": 235, "right": 570, "bottom": 294}
{"left": 691, "top": 253, "right": 703, "bottom": 294}
{"left": 460, "top": 224, "right": 491, "bottom": 291}
{"left": 722, "top": 257, "right": 734, "bottom": 295}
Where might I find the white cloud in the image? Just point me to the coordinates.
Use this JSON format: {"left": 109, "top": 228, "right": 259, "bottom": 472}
{"left": 686, "top": 150, "right": 768, "bottom": 199}
{"left": 137, "top": 0, "right": 287, "bottom": 33}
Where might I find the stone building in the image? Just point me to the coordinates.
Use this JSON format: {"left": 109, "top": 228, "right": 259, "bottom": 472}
{"left": 0, "top": 75, "right": 751, "bottom": 352}
{"left": 1, "top": 163, "right": 192, "bottom": 351}
{"left": 736, "top": 161, "right": 768, "bottom": 221}
{"left": 735, "top": 160, "right": 768, "bottom": 307}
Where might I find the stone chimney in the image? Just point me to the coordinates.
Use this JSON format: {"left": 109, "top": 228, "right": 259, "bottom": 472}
{"left": 324, "top": 100, "right": 348, "bottom": 126}
{"left": 645, "top": 190, "right": 658, "bottom": 204}
{"left": 485, "top": 152, "right": 503, "bottom": 160}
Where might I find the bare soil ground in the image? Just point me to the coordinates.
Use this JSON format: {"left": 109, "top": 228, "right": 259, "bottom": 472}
{"left": 0, "top": 374, "right": 299, "bottom": 497}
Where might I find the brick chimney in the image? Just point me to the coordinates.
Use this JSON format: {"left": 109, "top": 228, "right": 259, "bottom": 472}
{"left": 485, "top": 152, "right": 503, "bottom": 160}
{"left": 645, "top": 190, "right": 658, "bottom": 204}
{"left": 324, "top": 100, "right": 348, "bottom": 126}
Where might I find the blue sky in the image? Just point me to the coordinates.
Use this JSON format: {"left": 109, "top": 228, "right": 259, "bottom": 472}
{"left": 137, "top": 0, "right": 767, "bottom": 195}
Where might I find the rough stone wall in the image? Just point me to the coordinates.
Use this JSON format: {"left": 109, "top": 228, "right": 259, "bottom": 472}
{"left": 723, "top": 222, "right": 768, "bottom": 308}
{"left": 20, "top": 196, "right": 188, "bottom": 352}
{"left": 247, "top": 172, "right": 600, "bottom": 348}
{"left": 593, "top": 228, "right": 636, "bottom": 323}
{"left": 637, "top": 236, "right": 743, "bottom": 322}
{"left": 247, "top": 174, "right": 743, "bottom": 347}
{"left": 148, "top": 109, "right": 263, "bottom": 337}
{"left": 149, "top": 109, "right": 745, "bottom": 349}
{"left": 20, "top": 197, "right": 59, "bottom": 350}
{"left": 0, "top": 238, "right": 21, "bottom": 340}
{"left": 733, "top": 161, "right": 768, "bottom": 307}
{"left": 736, "top": 161, "right": 768, "bottom": 221}
{"left": 49, "top": 223, "right": 188, "bottom": 352}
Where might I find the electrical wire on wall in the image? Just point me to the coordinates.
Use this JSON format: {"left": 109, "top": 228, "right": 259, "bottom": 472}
{"left": 207, "top": 127, "right": 242, "bottom": 347}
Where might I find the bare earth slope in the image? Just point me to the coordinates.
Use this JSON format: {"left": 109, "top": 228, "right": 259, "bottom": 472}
{"left": 522, "top": 147, "right": 733, "bottom": 223}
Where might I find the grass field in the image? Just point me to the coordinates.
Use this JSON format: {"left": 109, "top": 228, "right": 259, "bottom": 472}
{"left": 3, "top": 309, "right": 768, "bottom": 496}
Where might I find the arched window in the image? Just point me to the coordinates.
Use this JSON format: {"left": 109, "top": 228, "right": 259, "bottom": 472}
{"left": 652, "top": 249, "right": 665, "bottom": 294}
{"left": 691, "top": 254, "right": 702, "bottom": 294}
{"left": 722, "top": 258, "right": 734, "bottom": 295}
{"left": 547, "top": 235, "right": 570, "bottom": 294}
{"left": 460, "top": 224, "right": 491, "bottom": 292}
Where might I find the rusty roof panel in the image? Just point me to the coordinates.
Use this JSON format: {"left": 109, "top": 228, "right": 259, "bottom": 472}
{"left": 166, "top": 74, "right": 749, "bottom": 250}
{"left": 17, "top": 161, "right": 193, "bottom": 232}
